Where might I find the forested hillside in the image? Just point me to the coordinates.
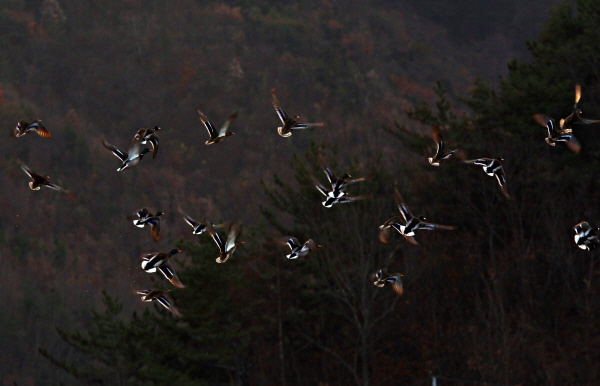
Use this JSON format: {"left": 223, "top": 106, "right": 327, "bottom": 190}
{"left": 0, "top": 0, "right": 583, "bottom": 385}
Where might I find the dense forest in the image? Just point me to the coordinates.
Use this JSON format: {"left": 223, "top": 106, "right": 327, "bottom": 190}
{"left": 8, "top": 0, "right": 600, "bottom": 385}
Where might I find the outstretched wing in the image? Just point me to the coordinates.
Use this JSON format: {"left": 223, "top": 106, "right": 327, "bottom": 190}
{"left": 197, "top": 109, "right": 217, "bottom": 138}
{"left": 392, "top": 185, "right": 413, "bottom": 223}
{"left": 418, "top": 222, "right": 456, "bottom": 231}
{"left": 42, "top": 181, "right": 62, "bottom": 191}
{"left": 102, "top": 139, "right": 128, "bottom": 162}
{"left": 378, "top": 226, "right": 393, "bottom": 244}
{"left": 317, "top": 149, "right": 336, "bottom": 185}
{"left": 322, "top": 167, "right": 337, "bottom": 185}
{"left": 205, "top": 220, "right": 225, "bottom": 252}
{"left": 184, "top": 215, "right": 200, "bottom": 230}
{"left": 464, "top": 158, "right": 492, "bottom": 166}
{"left": 346, "top": 176, "right": 370, "bottom": 185}
{"left": 271, "top": 88, "right": 288, "bottom": 123}
{"left": 563, "top": 133, "right": 582, "bottom": 153}
{"left": 156, "top": 295, "right": 182, "bottom": 317}
{"left": 494, "top": 169, "right": 513, "bottom": 199}
{"left": 178, "top": 207, "right": 201, "bottom": 230}
{"left": 390, "top": 275, "right": 404, "bottom": 296}
{"left": 431, "top": 126, "right": 444, "bottom": 155}
{"left": 533, "top": 114, "right": 555, "bottom": 136}
{"left": 315, "top": 182, "right": 330, "bottom": 197}
{"left": 30, "top": 121, "right": 51, "bottom": 138}
{"left": 286, "top": 237, "right": 300, "bottom": 250}
{"left": 218, "top": 112, "right": 239, "bottom": 137}
{"left": 573, "top": 118, "right": 600, "bottom": 125}
{"left": 20, "top": 164, "right": 35, "bottom": 179}
{"left": 150, "top": 221, "right": 160, "bottom": 242}
{"left": 224, "top": 222, "right": 239, "bottom": 253}
{"left": 336, "top": 192, "right": 374, "bottom": 204}
{"left": 303, "top": 239, "right": 318, "bottom": 251}
{"left": 158, "top": 263, "right": 185, "bottom": 289}
{"left": 292, "top": 122, "right": 324, "bottom": 130}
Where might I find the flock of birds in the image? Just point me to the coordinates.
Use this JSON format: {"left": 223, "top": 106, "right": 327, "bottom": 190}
{"left": 11, "top": 85, "right": 600, "bottom": 315}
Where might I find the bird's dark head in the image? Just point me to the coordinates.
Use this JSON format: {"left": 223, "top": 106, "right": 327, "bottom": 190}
{"left": 153, "top": 126, "right": 161, "bottom": 131}
{"left": 342, "top": 173, "right": 351, "bottom": 179}
{"left": 497, "top": 157, "right": 504, "bottom": 162}
{"left": 293, "top": 114, "right": 300, "bottom": 120}
{"left": 156, "top": 211, "right": 165, "bottom": 217}
{"left": 419, "top": 216, "right": 427, "bottom": 221}
{"left": 169, "top": 249, "right": 182, "bottom": 256}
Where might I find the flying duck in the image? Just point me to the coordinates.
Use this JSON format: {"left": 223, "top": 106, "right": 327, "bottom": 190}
{"left": 20, "top": 164, "right": 62, "bottom": 191}
{"left": 128, "top": 208, "right": 163, "bottom": 242}
{"left": 379, "top": 184, "right": 455, "bottom": 245}
{"left": 206, "top": 221, "right": 241, "bottom": 263}
{"left": 197, "top": 109, "right": 238, "bottom": 145}
{"left": 284, "top": 237, "right": 319, "bottom": 259}
{"left": 372, "top": 269, "right": 403, "bottom": 296}
{"left": 178, "top": 208, "right": 228, "bottom": 235}
{"left": 464, "top": 157, "right": 512, "bottom": 199}
{"left": 533, "top": 114, "right": 581, "bottom": 153}
{"left": 533, "top": 84, "right": 599, "bottom": 152}
{"left": 314, "top": 149, "right": 371, "bottom": 207}
{"left": 11, "top": 120, "right": 51, "bottom": 138}
{"left": 141, "top": 249, "right": 185, "bottom": 288}
{"left": 133, "top": 126, "right": 161, "bottom": 158}
{"left": 271, "top": 88, "right": 324, "bottom": 137}
{"left": 102, "top": 139, "right": 150, "bottom": 171}
{"left": 315, "top": 183, "right": 374, "bottom": 208}
{"left": 137, "top": 289, "right": 181, "bottom": 317}
{"left": 574, "top": 221, "right": 600, "bottom": 251}
{"left": 428, "top": 126, "right": 459, "bottom": 165}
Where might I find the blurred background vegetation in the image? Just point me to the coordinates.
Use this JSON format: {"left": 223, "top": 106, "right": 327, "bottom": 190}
{"left": 7, "top": 0, "right": 600, "bottom": 385}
